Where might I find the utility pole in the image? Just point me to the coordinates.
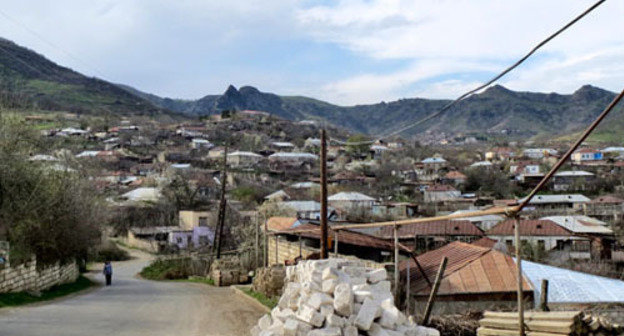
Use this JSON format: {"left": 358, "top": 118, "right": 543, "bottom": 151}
{"left": 255, "top": 212, "right": 259, "bottom": 269}
{"left": 215, "top": 146, "right": 229, "bottom": 259}
{"left": 320, "top": 129, "right": 328, "bottom": 259}
{"left": 514, "top": 217, "right": 525, "bottom": 336}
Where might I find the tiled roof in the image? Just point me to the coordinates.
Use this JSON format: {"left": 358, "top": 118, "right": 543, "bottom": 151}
{"left": 377, "top": 220, "right": 484, "bottom": 239}
{"left": 444, "top": 171, "right": 467, "bottom": 179}
{"left": 400, "top": 242, "right": 532, "bottom": 295}
{"left": 266, "top": 217, "right": 299, "bottom": 231}
{"left": 487, "top": 219, "right": 572, "bottom": 236}
{"left": 472, "top": 237, "right": 497, "bottom": 248}
{"left": 276, "top": 223, "right": 399, "bottom": 252}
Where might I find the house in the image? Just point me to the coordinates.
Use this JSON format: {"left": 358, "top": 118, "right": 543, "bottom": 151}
{"left": 523, "top": 148, "right": 558, "bottom": 159}
{"left": 328, "top": 192, "right": 375, "bottom": 212}
{"left": 423, "top": 184, "right": 461, "bottom": 202}
{"left": 486, "top": 219, "right": 582, "bottom": 257}
{"left": 265, "top": 217, "right": 301, "bottom": 232}
{"left": 372, "top": 202, "right": 418, "bottom": 219}
{"left": 304, "top": 138, "right": 321, "bottom": 149}
{"left": 421, "top": 157, "right": 447, "bottom": 171}
{"left": 271, "top": 142, "right": 296, "bottom": 152}
{"left": 329, "top": 170, "right": 373, "bottom": 186}
{"left": 227, "top": 151, "right": 264, "bottom": 168}
{"left": 541, "top": 215, "right": 614, "bottom": 260}
{"left": 268, "top": 152, "right": 318, "bottom": 171}
{"left": 551, "top": 170, "right": 595, "bottom": 191}
{"left": 571, "top": 148, "right": 603, "bottom": 163}
{"left": 510, "top": 161, "right": 541, "bottom": 175}
{"left": 441, "top": 171, "right": 467, "bottom": 186}
{"left": 485, "top": 147, "right": 516, "bottom": 161}
{"left": 583, "top": 195, "right": 624, "bottom": 222}
{"left": 376, "top": 220, "right": 484, "bottom": 252}
{"left": 179, "top": 210, "right": 212, "bottom": 230}
{"left": 515, "top": 194, "right": 590, "bottom": 214}
{"left": 468, "top": 161, "right": 493, "bottom": 169}
{"left": 400, "top": 242, "right": 533, "bottom": 314}
{"left": 277, "top": 201, "right": 327, "bottom": 220}
{"left": 190, "top": 138, "right": 213, "bottom": 150}
{"left": 370, "top": 145, "right": 389, "bottom": 159}
{"left": 601, "top": 146, "right": 624, "bottom": 158}
{"left": 449, "top": 210, "right": 505, "bottom": 231}
{"left": 168, "top": 227, "right": 214, "bottom": 250}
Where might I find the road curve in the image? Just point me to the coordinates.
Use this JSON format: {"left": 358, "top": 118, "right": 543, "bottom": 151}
{"left": 0, "top": 251, "right": 265, "bottom": 336}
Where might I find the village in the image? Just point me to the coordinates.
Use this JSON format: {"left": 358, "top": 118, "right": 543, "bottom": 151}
{"left": 8, "top": 106, "right": 623, "bottom": 335}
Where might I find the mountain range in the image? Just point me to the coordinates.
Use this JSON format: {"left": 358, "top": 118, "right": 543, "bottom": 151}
{"left": 1, "top": 37, "right": 622, "bottom": 142}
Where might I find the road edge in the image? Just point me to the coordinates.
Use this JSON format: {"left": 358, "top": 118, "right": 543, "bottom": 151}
{"left": 231, "top": 285, "right": 271, "bottom": 314}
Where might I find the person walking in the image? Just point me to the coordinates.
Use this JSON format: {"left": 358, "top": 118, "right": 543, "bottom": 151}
{"left": 103, "top": 261, "right": 113, "bottom": 286}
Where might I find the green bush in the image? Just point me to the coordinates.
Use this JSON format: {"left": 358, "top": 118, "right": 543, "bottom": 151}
{"left": 140, "top": 258, "right": 191, "bottom": 280}
{"left": 90, "top": 244, "right": 131, "bottom": 263}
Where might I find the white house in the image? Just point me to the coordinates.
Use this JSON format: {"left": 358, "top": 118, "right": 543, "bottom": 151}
{"left": 328, "top": 192, "right": 375, "bottom": 211}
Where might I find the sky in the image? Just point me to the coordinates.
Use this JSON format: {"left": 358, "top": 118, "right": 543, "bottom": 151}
{"left": 0, "top": 0, "right": 622, "bottom": 106}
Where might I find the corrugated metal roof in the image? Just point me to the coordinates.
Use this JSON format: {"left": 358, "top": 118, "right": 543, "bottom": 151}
{"left": 541, "top": 216, "right": 613, "bottom": 235}
{"left": 400, "top": 242, "right": 532, "bottom": 296}
{"left": 554, "top": 170, "right": 594, "bottom": 177}
{"left": 472, "top": 237, "right": 497, "bottom": 248}
{"left": 517, "top": 194, "right": 590, "bottom": 204}
{"left": 590, "top": 195, "right": 624, "bottom": 204}
{"left": 277, "top": 223, "right": 398, "bottom": 252}
{"left": 377, "top": 220, "right": 484, "bottom": 239}
{"left": 487, "top": 219, "right": 572, "bottom": 236}
{"left": 522, "top": 260, "right": 624, "bottom": 304}
{"left": 328, "top": 192, "right": 375, "bottom": 201}
{"left": 266, "top": 217, "right": 299, "bottom": 231}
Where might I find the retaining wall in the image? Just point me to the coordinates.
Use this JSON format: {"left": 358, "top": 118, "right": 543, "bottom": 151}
{"left": 0, "top": 258, "right": 79, "bottom": 293}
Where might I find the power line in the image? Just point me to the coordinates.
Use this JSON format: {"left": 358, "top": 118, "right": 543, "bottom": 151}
{"left": 330, "top": 0, "right": 607, "bottom": 146}
{"left": 0, "top": 8, "right": 108, "bottom": 79}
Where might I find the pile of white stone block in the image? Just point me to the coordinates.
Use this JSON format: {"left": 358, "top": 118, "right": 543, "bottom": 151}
{"left": 251, "top": 258, "right": 439, "bottom": 336}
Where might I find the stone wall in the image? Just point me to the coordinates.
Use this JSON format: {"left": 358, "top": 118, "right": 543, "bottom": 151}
{"left": 268, "top": 236, "right": 388, "bottom": 270}
{"left": 0, "top": 258, "right": 79, "bottom": 293}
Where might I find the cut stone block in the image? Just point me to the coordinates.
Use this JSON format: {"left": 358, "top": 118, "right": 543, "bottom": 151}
{"left": 322, "top": 279, "right": 337, "bottom": 293}
{"left": 259, "top": 314, "right": 273, "bottom": 330}
{"left": 333, "top": 283, "right": 353, "bottom": 317}
{"left": 354, "top": 297, "right": 380, "bottom": 331}
{"left": 307, "top": 327, "right": 341, "bottom": 336}
{"left": 325, "top": 313, "right": 345, "bottom": 328}
{"left": 367, "top": 268, "right": 388, "bottom": 283}
{"left": 283, "top": 318, "right": 299, "bottom": 336}
{"left": 308, "top": 292, "right": 333, "bottom": 310}
{"left": 296, "top": 304, "right": 324, "bottom": 328}
{"left": 343, "top": 325, "right": 358, "bottom": 336}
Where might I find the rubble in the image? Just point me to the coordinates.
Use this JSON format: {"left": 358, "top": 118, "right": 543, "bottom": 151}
{"left": 251, "top": 258, "right": 440, "bottom": 336}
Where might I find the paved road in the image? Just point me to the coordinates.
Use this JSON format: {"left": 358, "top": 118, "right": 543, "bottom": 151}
{"left": 0, "top": 252, "right": 265, "bottom": 336}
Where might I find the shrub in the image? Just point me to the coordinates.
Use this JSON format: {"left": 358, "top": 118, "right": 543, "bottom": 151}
{"left": 140, "top": 258, "right": 192, "bottom": 280}
{"left": 90, "top": 244, "right": 131, "bottom": 263}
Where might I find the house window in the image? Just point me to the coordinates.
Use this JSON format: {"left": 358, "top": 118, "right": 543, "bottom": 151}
{"left": 572, "top": 240, "right": 590, "bottom": 252}
{"left": 198, "top": 217, "right": 208, "bottom": 227}
{"left": 537, "top": 240, "right": 546, "bottom": 251}
{"left": 176, "top": 237, "right": 183, "bottom": 244}
{"left": 506, "top": 239, "right": 513, "bottom": 248}
{"left": 199, "top": 236, "right": 209, "bottom": 245}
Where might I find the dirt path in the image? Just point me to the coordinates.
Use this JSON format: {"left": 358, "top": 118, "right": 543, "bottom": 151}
{"left": 0, "top": 250, "right": 264, "bottom": 336}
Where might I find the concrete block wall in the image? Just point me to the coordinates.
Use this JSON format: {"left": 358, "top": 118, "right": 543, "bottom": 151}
{"left": 268, "top": 236, "right": 387, "bottom": 269}
{"left": 0, "top": 258, "right": 79, "bottom": 293}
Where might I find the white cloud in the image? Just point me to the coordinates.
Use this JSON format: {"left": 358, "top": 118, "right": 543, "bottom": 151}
{"left": 297, "top": 0, "right": 624, "bottom": 104}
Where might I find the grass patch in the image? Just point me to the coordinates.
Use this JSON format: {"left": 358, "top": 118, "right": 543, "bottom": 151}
{"left": 173, "top": 276, "right": 215, "bottom": 286}
{"left": 0, "top": 275, "right": 93, "bottom": 308}
{"left": 239, "top": 287, "right": 278, "bottom": 309}
{"left": 139, "top": 258, "right": 191, "bottom": 280}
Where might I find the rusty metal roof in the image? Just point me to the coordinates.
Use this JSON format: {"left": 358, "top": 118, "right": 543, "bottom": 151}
{"left": 377, "top": 220, "right": 484, "bottom": 239}
{"left": 276, "top": 223, "right": 401, "bottom": 252}
{"left": 472, "top": 237, "right": 497, "bottom": 248}
{"left": 400, "top": 241, "right": 532, "bottom": 296}
{"left": 266, "top": 217, "right": 299, "bottom": 231}
{"left": 486, "top": 219, "right": 572, "bottom": 236}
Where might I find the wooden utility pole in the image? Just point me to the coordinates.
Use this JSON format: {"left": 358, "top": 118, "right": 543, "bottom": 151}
{"left": 514, "top": 218, "right": 525, "bottom": 336}
{"left": 393, "top": 225, "right": 399, "bottom": 298}
{"left": 422, "top": 256, "right": 448, "bottom": 326}
{"left": 320, "top": 129, "right": 328, "bottom": 259}
{"left": 540, "top": 279, "right": 550, "bottom": 312}
{"left": 215, "top": 146, "right": 229, "bottom": 259}
{"left": 406, "top": 259, "right": 411, "bottom": 314}
{"left": 334, "top": 230, "right": 339, "bottom": 257}
{"left": 264, "top": 214, "right": 268, "bottom": 267}
{"left": 254, "top": 212, "right": 259, "bottom": 269}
